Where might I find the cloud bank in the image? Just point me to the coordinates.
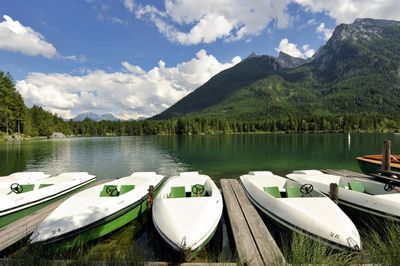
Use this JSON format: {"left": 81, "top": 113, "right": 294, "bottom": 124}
{"left": 17, "top": 50, "right": 241, "bottom": 119}
{"left": 125, "top": 0, "right": 400, "bottom": 45}
{"left": 129, "top": 0, "right": 292, "bottom": 45}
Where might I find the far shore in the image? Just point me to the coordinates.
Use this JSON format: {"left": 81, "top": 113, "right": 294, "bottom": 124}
{"left": 1, "top": 129, "right": 399, "bottom": 143}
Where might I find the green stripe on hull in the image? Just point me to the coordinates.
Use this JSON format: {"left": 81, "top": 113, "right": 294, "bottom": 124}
{"left": 0, "top": 180, "right": 95, "bottom": 228}
{"left": 59, "top": 199, "right": 149, "bottom": 249}
{"left": 0, "top": 197, "right": 59, "bottom": 228}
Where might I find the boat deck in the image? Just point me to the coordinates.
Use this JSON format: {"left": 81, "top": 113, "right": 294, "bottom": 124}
{"left": 0, "top": 178, "right": 112, "bottom": 253}
{"left": 220, "top": 179, "right": 284, "bottom": 265}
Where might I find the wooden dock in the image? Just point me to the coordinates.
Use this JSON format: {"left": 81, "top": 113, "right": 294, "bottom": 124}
{"left": 220, "top": 179, "right": 284, "bottom": 265}
{"left": 0, "top": 178, "right": 111, "bottom": 253}
{"left": 321, "top": 169, "right": 370, "bottom": 178}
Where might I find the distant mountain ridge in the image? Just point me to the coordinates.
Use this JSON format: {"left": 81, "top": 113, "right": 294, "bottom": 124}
{"left": 153, "top": 18, "right": 400, "bottom": 120}
{"left": 72, "top": 112, "right": 119, "bottom": 121}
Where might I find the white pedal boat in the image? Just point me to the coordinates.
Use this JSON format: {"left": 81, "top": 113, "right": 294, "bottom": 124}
{"left": 0, "top": 172, "right": 95, "bottom": 228}
{"left": 240, "top": 171, "right": 361, "bottom": 250}
{"left": 287, "top": 170, "right": 400, "bottom": 222}
{"left": 152, "top": 172, "right": 223, "bottom": 261}
{"left": 30, "top": 172, "right": 164, "bottom": 247}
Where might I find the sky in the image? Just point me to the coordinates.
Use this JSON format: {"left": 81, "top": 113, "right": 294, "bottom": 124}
{"left": 0, "top": 0, "right": 399, "bottom": 120}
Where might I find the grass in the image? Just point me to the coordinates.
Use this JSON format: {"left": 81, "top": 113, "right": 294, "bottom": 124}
{"left": 281, "top": 232, "right": 356, "bottom": 265}
{"left": 5, "top": 215, "right": 400, "bottom": 265}
{"left": 361, "top": 220, "right": 400, "bottom": 265}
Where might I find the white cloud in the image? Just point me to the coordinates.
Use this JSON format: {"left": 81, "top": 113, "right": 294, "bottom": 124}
{"left": 130, "top": 0, "right": 292, "bottom": 45}
{"left": 128, "top": 1, "right": 400, "bottom": 45}
{"left": 17, "top": 50, "right": 241, "bottom": 119}
{"left": 302, "top": 44, "right": 315, "bottom": 58}
{"left": 316, "top": 22, "right": 333, "bottom": 40}
{"left": 123, "top": 0, "right": 135, "bottom": 12}
{"left": 0, "top": 15, "right": 57, "bottom": 58}
{"left": 275, "top": 38, "right": 315, "bottom": 59}
{"left": 295, "top": 0, "right": 400, "bottom": 23}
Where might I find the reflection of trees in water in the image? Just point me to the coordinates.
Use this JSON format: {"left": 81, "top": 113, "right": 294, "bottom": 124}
{"left": 1, "top": 133, "right": 397, "bottom": 180}
{"left": 155, "top": 133, "right": 400, "bottom": 179}
{"left": 0, "top": 142, "right": 31, "bottom": 175}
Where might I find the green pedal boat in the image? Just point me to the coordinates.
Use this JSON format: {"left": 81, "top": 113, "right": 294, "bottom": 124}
{"left": 30, "top": 172, "right": 164, "bottom": 248}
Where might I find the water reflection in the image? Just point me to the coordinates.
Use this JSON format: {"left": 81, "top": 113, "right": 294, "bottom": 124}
{"left": 0, "top": 137, "right": 189, "bottom": 179}
{"left": 1, "top": 133, "right": 399, "bottom": 179}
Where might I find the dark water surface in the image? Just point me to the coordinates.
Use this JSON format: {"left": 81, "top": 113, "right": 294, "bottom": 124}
{"left": 1, "top": 133, "right": 399, "bottom": 261}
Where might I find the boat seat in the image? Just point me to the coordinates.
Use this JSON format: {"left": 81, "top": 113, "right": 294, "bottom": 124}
{"left": 39, "top": 184, "right": 53, "bottom": 189}
{"left": 100, "top": 185, "right": 119, "bottom": 197}
{"left": 348, "top": 182, "right": 365, "bottom": 193}
{"left": 170, "top": 186, "right": 185, "bottom": 198}
{"left": 20, "top": 184, "right": 35, "bottom": 193}
{"left": 191, "top": 184, "right": 206, "bottom": 197}
{"left": 286, "top": 186, "right": 302, "bottom": 198}
{"left": 120, "top": 185, "right": 135, "bottom": 195}
{"left": 264, "top": 186, "right": 281, "bottom": 198}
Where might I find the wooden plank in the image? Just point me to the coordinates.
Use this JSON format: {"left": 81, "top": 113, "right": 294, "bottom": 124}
{"left": 322, "top": 169, "right": 369, "bottom": 178}
{"left": 220, "top": 179, "right": 263, "bottom": 265}
{"left": 0, "top": 179, "right": 112, "bottom": 252}
{"left": 229, "top": 179, "right": 285, "bottom": 265}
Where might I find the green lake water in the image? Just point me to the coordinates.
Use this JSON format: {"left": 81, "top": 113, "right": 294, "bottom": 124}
{"left": 1, "top": 133, "right": 400, "bottom": 179}
{"left": 1, "top": 133, "right": 400, "bottom": 261}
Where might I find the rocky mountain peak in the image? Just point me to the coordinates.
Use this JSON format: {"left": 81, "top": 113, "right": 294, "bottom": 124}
{"left": 277, "top": 51, "right": 306, "bottom": 68}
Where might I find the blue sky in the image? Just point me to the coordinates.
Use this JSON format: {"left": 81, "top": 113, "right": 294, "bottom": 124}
{"left": 0, "top": 0, "right": 398, "bottom": 119}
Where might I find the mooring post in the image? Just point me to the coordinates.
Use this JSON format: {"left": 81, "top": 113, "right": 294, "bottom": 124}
{"left": 381, "top": 140, "right": 391, "bottom": 172}
{"left": 147, "top": 185, "right": 154, "bottom": 207}
{"left": 329, "top": 183, "right": 338, "bottom": 204}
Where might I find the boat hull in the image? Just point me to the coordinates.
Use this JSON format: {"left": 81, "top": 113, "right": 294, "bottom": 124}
{"left": 34, "top": 178, "right": 164, "bottom": 249}
{"left": 242, "top": 184, "right": 356, "bottom": 251}
{"left": 152, "top": 173, "right": 223, "bottom": 262}
{"left": 0, "top": 179, "right": 95, "bottom": 228}
{"left": 357, "top": 155, "right": 400, "bottom": 174}
{"left": 154, "top": 219, "right": 219, "bottom": 262}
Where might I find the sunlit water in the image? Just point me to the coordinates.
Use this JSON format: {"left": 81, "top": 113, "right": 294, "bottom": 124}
{"left": 1, "top": 133, "right": 399, "bottom": 261}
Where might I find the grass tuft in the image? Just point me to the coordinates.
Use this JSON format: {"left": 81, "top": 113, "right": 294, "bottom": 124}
{"left": 282, "top": 232, "right": 355, "bottom": 265}
{"left": 362, "top": 220, "right": 400, "bottom": 265}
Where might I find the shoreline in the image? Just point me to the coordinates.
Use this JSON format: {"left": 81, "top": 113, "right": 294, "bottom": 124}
{"left": 1, "top": 129, "right": 398, "bottom": 142}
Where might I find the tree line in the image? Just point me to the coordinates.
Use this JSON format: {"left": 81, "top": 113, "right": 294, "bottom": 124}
{"left": 1, "top": 70, "right": 399, "bottom": 138}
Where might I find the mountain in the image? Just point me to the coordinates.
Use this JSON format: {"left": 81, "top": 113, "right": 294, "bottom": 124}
{"left": 276, "top": 51, "right": 307, "bottom": 68}
{"left": 72, "top": 112, "right": 119, "bottom": 122}
{"left": 154, "top": 18, "right": 400, "bottom": 120}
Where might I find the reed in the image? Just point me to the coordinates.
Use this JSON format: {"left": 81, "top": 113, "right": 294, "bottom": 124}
{"left": 361, "top": 220, "right": 400, "bottom": 265}
{"left": 281, "top": 232, "right": 355, "bottom": 265}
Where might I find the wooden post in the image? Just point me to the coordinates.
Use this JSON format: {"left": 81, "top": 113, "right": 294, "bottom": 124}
{"left": 381, "top": 140, "right": 391, "bottom": 172}
{"left": 147, "top": 185, "right": 154, "bottom": 207}
{"left": 329, "top": 183, "right": 338, "bottom": 204}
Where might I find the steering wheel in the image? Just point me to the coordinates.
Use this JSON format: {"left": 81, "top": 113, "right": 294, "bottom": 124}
{"left": 384, "top": 181, "right": 396, "bottom": 192}
{"left": 106, "top": 186, "right": 119, "bottom": 196}
{"left": 300, "top": 184, "right": 313, "bottom": 194}
{"left": 192, "top": 184, "right": 205, "bottom": 196}
{"left": 10, "top": 183, "right": 23, "bottom": 194}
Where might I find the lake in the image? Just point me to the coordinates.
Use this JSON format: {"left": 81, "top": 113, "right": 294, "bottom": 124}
{"left": 1, "top": 133, "right": 399, "bottom": 261}
{"left": 1, "top": 133, "right": 400, "bottom": 179}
